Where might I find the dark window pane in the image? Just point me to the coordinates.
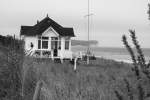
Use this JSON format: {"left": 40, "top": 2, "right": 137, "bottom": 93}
{"left": 65, "top": 41, "right": 69, "bottom": 50}
{"left": 51, "top": 37, "right": 58, "bottom": 49}
{"left": 42, "top": 37, "right": 49, "bottom": 40}
{"left": 58, "top": 40, "right": 61, "bottom": 49}
{"left": 51, "top": 37, "right": 58, "bottom": 40}
{"left": 42, "top": 41, "right": 48, "bottom": 49}
{"left": 51, "top": 40, "right": 55, "bottom": 49}
{"left": 38, "top": 40, "right": 41, "bottom": 49}
{"left": 51, "top": 41, "right": 58, "bottom": 49}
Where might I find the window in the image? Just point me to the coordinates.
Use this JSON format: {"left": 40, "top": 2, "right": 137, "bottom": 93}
{"left": 42, "top": 41, "right": 48, "bottom": 49}
{"left": 51, "top": 37, "right": 58, "bottom": 49}
{"left": 42, "top": 37, "right": 49, "bottom": 40}
{"left": 58, "top": 40, "right": 61, "bottom": 50}
{"left": 65, "top": 40, "right": 69, "bottom": 50}
{"left": 38, "top": 40, "right": 41, "bottom": 49}
{"left": 51, "top": 37, "right": 58, "bottom": 41}
{"left": 38, "top": 36, "right": 49, "bottom": 49}
{"left": 51, "top": 40, "right": 55, "bottom": 49}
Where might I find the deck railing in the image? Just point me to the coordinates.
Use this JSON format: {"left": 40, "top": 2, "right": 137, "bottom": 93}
{"left": 32, "top": 50, "right": 54, "bottom": 58}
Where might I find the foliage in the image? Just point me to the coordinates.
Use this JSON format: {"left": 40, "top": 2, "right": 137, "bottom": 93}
{"left": 22, "top": 57, "right": 132, "bottom": 100}
{"left": 0, "top": 35, "right": 24, "bottom": 100}
{"left": 115, "top": 30, "right": 150, "bottom": 100}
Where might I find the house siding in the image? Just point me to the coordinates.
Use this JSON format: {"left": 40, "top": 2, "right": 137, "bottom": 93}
{"left": 23, "top": 26, "right": 73, "bottom": 59}
{"left": 42, "top": 27, "right": 59, "bottom": 50}
{"left": 24, "top": 36, "right": 38, "bottom": 51}
{"left": 59, "top": 37, "right": 72, "bottom": 59}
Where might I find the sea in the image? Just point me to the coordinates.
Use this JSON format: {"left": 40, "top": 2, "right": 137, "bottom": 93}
{"left": 72, "top": 46, "right": 150, "bottom": 63}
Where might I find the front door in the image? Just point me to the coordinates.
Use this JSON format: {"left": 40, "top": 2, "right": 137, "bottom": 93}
{"left": 51, "top": 37, "right": 58, "bottom": 57}
{"left": 53, "top": 41, "right": 58, "bottom": 57}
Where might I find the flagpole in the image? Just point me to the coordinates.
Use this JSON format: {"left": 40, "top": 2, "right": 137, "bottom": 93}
{"left": 84, "top": 0, "right": 93, "bottom": 64}
{"left": 87, "top": 0, "right": 90, "bottom": 64}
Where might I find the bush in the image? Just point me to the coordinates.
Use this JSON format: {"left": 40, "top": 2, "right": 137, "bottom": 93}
{"left": 0, "top": 36, "right": 24, "bottom": 100}
{"left": 115, "top": 30, "right": 150, "bottom": 100}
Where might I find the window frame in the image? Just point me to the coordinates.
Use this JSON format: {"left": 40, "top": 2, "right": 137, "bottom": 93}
{"left": 42, "top": 40, "right": 48, "bottom": 49}
{"left": 65, "top": 37, "right": 70, "bottom": 50}
{"left": 38, "top": 36, "right": 49, "bottom": 49}
{"left": 51, "top": 37, "right": 60, "bottom": 50}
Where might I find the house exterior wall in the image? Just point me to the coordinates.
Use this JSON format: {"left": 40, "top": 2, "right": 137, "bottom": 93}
{"left": 42, "top": 27, "right": 58, "bottom": 50}
{"left": 24, "top": 36, "right": 38, "bottom": 51}
{"left": 42, "top": 27, "right": 72, "bottom": 59}
{"left": 42, "top": 27, "right": 58, "bottom": 37}
{"left": 59, "top": 37, "right": 72, "bottom": 59}
{"left": 23, "top": 26, "right": 73, "bottom": 59}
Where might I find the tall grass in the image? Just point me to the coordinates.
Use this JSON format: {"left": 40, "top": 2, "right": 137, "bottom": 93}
{"left": 22, "top": 57, "right": 133, "bottom": 100}
{"left": 0, "top": 36, "right": 25, "bottom": 100}
{"left": 115, "top": 30, "right": 150, "bottom": 100}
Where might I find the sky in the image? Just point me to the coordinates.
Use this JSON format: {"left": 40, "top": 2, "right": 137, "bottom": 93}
{"left": 0, "top": 0, "right": 150, "bottom": 48}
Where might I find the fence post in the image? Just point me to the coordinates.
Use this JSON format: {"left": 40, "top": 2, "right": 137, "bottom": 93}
{"left": 74, "top": 57, "right": 77, "bottom": 71}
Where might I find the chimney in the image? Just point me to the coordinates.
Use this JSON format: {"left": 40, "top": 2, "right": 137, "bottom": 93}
{"left": 37, "top": 20, "right": 39, "bottom": 24}
{"left": 46, "top": 14, "right": 49, "bottom": 18}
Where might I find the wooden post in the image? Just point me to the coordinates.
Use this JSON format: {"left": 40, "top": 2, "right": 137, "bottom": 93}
{"left": 33, "top": 81, "right": 43, "bottom": 100}
{"left": 60, "top": 51, "right": 63, "bottom": 63}
{"left": 74, "top": 57, "right": 77, "bottom": 71}
{"left": 40, "top": 36, "right": 42, "bottom": 58}
{"left": 51, "top": 50, "right": 54, "bottom": 60}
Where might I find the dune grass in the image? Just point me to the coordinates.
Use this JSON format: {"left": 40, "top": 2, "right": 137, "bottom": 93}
{"left": 0, "top": 41, "right": 136, "bottom": 100}
{"left": 23, "top": 57, "right": 133, "bottom": 100}
{"left": 0, "top": 41, "right": 24, "bottom": 100}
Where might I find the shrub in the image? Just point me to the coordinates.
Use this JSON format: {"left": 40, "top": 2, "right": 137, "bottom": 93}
{"left": 115, "top": 30, "right": 150, "bottom": 100}
{"left": 0, "top": 36, "right": 24, "bottom": 100}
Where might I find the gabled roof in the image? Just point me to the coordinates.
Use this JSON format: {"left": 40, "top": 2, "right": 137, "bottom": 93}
{"left": 20, "top": 26, "right": 33, "bottom": 35}
{"left": 20, "top": 16, "right": 75, "bottom": 37}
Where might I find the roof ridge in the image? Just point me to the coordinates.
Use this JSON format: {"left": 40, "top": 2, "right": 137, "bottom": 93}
{"left": 20, "top": 16, "right": 75, "bottom": 37}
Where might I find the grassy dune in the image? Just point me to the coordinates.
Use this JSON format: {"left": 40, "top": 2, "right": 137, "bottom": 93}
{"left": 0, "top": 41, "right": 136, "bottom": 100}
{"left": 23, "top": 57, "right": 134, "bottom": 100}
{"left": 0, "top": 43, "right": 24, "bottom": 100}
{"left": 0, "top": 43, "right": 136, "bottom": 100}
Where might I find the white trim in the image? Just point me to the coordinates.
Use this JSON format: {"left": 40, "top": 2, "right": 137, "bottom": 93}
{"left": 42, "top": 26, "right": 59, "bottom": 37}
{"left": 37, "top": 36, "right": 49, "bottom": 50}
{"left": 23, "top": 26, "right": 73, "bottom": 59}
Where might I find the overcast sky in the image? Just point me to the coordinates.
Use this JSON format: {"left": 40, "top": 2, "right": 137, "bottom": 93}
{"left": 0, "top": 0, "right": 150, "bottom": 47}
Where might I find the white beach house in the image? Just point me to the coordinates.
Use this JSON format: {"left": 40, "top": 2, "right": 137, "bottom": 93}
{"left": 20, "top": 15, "right": 75, "bottom": 60}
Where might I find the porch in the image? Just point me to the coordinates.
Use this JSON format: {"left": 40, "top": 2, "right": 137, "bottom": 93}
{"left": 32, "top": 49, "right": 60, "bottom": 59}
{"left": 30, "top": 49, "right": 73, "bottom": 60}
{"left": 25, "top": 35, "right": 73, "bottom": 60}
